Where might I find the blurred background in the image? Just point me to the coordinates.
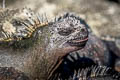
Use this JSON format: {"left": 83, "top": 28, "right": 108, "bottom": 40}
{"left": 0, "top": 0, "right": 120, "bottom": 38}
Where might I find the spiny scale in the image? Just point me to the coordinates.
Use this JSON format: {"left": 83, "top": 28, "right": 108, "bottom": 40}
{"left": 52, "top": 65, "right": 120, "bottom": 80}
{"left": 70, "top": 65, "right": 120, "bottom": 80}
{"left": 54, "top": 12, "right": 82, "bottom": 22}
{"left": 0, "top": 8, "right": 49, "bottom": 43}
{"left": 21, "top": 10, "right": 49, "bottom": 38}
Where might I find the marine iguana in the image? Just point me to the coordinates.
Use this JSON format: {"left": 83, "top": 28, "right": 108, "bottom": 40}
{"left": 0, "top": 9, "right": 88, "bottom": 80}
{"left": 48, "top": 12, "right": 120, "bottom": 80}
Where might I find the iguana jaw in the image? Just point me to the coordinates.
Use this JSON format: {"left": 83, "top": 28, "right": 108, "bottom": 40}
{"left": 62, "top": 45, "right": 84, "bottom": 54}
{"left": 67, "top": 37, "right": 88, "bottom": 47}
{"left": 59, "top": 38, "right": 88, "bottom": 55}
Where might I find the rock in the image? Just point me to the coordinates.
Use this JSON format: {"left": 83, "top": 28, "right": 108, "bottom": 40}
{"left": 0, "top": 67, "right": 30, "bottom": 80}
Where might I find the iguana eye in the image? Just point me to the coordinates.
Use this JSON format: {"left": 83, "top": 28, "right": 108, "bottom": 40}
{"left": 58, "top": 28, "right": 74, "bottom": 36}
{"left": 11, "top": 19, "right": 22, "bottom": 26}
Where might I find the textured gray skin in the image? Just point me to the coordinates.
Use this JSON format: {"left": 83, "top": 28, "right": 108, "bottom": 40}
{"left": 47, "top": 13, "right": 89, "bottom": 52}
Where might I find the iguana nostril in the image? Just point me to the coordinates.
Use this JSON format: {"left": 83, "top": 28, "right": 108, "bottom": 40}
{"left": 81, "top": 28, "right": 86, "bottom": 33}
{"left": 70, "top": 23, "right": 74, "bottom": 27}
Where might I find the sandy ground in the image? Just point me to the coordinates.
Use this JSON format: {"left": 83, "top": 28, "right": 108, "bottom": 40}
{"left": 0, "top": 0, "right": 119, "bottom": 37}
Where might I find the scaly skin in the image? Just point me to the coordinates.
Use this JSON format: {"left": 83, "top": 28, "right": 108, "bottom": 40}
{"left": 47, "top": 13, "right": 88, "bottom": 52}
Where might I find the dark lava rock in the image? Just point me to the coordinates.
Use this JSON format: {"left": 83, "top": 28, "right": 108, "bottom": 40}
{"left": 0, "top": 67, "right": 30, "bottom": 80}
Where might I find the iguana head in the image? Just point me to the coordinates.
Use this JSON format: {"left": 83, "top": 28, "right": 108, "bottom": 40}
{"left": 47, "top": 13, "right": 88, "bottom": 53}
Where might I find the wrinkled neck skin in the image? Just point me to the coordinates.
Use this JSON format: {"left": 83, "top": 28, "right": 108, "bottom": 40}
{"left": 47, "top": 43, "right": 84, "bottom": 59}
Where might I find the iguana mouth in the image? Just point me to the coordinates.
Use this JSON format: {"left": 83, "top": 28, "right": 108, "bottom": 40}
{"left": 67, "top": 37, "right": 88, "bottom": 47}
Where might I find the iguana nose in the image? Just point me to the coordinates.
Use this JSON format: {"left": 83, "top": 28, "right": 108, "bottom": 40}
{"left": 80, "top": 27, "right": 88, "bottom": 37}
{"left": 81, "top": 28, "right": 86, "bottom": 33}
